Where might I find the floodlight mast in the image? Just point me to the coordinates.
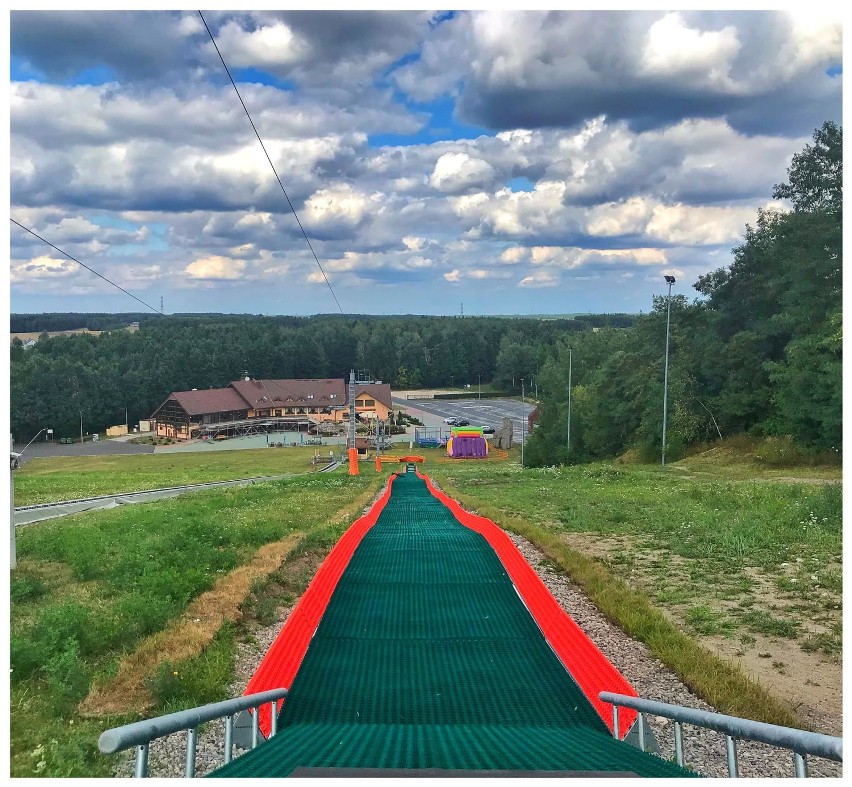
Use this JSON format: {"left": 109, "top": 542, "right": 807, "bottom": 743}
{"left": 662, "top": 275, "right": 676, "bottom": 466}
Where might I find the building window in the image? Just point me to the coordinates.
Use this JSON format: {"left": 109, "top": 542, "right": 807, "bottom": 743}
{"left": 363, "top": 399, "right": 375, "bottom": 407}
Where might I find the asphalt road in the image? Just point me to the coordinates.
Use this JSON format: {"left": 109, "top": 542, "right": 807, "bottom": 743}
{"left": 393, "top": 397, "right": 535, "bottom": 444}
{"left": 11, "top": 439, "right": 155, "bottom": 464}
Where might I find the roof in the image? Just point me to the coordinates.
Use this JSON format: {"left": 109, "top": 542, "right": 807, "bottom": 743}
{"left": 353, "top": 383, "right": 393, "bottom": 409}
{"left": 169, "top": 387, "right": 248, "bottom": 416}
{"left": 229, "top": 378, "right": 347, "bottom": 408}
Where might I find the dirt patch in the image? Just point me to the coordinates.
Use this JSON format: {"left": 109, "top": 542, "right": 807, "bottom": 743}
{"left": 79, "top": 534, "right": 303, "bottom": 716}
{"left": 559, "top": 531, "right": 842, "bottom": 736}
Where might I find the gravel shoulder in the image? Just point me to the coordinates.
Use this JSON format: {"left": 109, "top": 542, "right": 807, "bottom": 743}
{"left": 112, "top": 506, "right": 841, "bottom": 778}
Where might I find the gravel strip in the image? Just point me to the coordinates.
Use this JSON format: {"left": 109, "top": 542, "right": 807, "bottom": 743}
{"left": 110, "top": 482, "right": 841, "bottom": 778}
{"left": 507, "top": 532, "right": 841, "bottom": 779}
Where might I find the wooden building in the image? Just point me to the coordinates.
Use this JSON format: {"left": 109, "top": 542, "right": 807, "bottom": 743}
{"left": 150, "top": 379, "right": 394, "bottom": 441}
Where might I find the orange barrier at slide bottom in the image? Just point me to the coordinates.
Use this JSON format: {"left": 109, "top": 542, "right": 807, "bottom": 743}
{"left": 347, "top": 448, "right": 359, "bottom": 475}
{"left": 397, "top": 455, "right": 425, "bottom": 463}
{"left": 416, "top": 469, "right": 639, "bottom": 740}
{"left": 243, "top": 473, "right": 398, "bottom": 736}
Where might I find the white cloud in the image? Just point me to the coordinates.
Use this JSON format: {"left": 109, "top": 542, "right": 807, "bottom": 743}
{"left": 185, "top": 255, "right": 246, "bottom": 280}
{"left": 641, "top": 13, "right": 741, "bottom": 90}
{"left": 429, "top": 152, "right": 496, "bottom": 193}
{"left": 518, "top": 270, "right": 559, "bottom": 288}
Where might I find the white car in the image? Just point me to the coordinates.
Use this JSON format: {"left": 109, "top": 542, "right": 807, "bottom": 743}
{"left": 444, "top": 416, "right": 459, "bottom": 424}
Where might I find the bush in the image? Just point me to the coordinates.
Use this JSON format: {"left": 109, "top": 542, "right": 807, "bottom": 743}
{"left": 10, "top": 572, "right": 48, "bottom": 603}
{"left": 44, "top": 640, "right": 90, "bottom": 710}
{"left": 752, "top": 436, "right": 809, "bottom": 467}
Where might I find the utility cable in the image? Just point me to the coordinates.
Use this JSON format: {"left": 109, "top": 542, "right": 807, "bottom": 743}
{"left": 198, "top": 10, "right": 344, "bottom": 314}
{"left": 10, "top": 218, "right": 163, "bottom": 315}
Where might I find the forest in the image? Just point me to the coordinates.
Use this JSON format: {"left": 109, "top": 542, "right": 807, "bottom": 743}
{"left": 10, "top": 123, "right": 841, "bottom": 460}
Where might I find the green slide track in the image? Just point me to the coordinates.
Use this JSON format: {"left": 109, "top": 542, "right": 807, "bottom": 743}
{"left": 210, "top": 471, "right": 690, "bottom": 777}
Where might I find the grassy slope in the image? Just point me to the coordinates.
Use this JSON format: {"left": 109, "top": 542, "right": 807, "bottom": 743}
{"left": 10, "top": 469, "right": 384, "bottom": 777}
{"left": 425, "top": 450, "right": 841, "bottom": 728}
{"left": 13, "top": 446, "right": 330, "bottom": 505}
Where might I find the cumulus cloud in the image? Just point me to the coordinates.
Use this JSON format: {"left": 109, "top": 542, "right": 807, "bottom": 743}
{"left": 429, "top": 151, "right": 496, "bottom": 193}
{"left": 185, "top": 255, "right": 247, "bottom": 280}
{"left": 8, "top": 10, "right": 842, "bottom": 315}
{"left": 394, "top": 10, "right": 841, "bottom": 135}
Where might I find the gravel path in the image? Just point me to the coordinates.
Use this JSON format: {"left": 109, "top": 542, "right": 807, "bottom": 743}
{"left": 111, "top": 504, "right": 842, "bottom": 778}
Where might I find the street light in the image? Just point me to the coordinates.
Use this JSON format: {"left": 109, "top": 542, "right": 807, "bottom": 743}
{"left": 521, "top": 378, "right": 525, "bottom": 469}
{"left": 662, "top": 275, "right": 676, "bottom": 466}
{"left": 80, "top": 410, "right": 84, "bottom": 444}
{"left": 478, "top": 374, "right": 481, "bottom": 400}
{"left": 567, "top": 346, "right": 573, "bottom": 457}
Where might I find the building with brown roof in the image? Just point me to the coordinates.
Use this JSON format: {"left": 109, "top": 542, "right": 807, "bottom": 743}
{"left": 150, "top": 378, "right": 393, "bottom": 440}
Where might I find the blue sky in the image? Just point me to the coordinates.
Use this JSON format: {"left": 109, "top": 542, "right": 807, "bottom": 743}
{"left": 8, "top": 9, "right": 843, "bottom": 316}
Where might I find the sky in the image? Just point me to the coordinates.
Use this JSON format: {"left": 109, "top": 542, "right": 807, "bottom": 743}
{"left": 6, "top": 6, "right": 844, "bottom": 317}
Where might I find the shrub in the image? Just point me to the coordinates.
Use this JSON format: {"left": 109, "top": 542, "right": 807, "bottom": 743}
{"left": 10, "top": 572, "right": 48, "bottom": 603}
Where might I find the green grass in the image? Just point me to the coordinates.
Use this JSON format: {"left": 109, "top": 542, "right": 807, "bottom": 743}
{"left": 13, "top": 446, "right": 329, "bottom": 505}
{"left": 426, "top": 457, "right": 842, "bottom": 728}
{"left": 10, "top": 470, "right": 382, "bottom": 777}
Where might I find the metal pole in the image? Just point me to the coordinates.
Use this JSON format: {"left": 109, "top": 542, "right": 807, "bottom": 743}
{"left": 567, "top": 347, "right": 572, "bottom": 456}
{"left": 11, "top": 468, "right": 16, "bottom": 570}
{"left": 725, "top": 735, "right": 739, "bottom": 778}
{"left": 134, "top": 743, "right": 149, "bottom": 778}
{"left": 80, "top": 410, "right": 84, "bottom": 444}
{"left": 793, "top": 752, "right": 808, "bottom": 778}
{"left": 674, "top": 721, "right": 685, "bottom": 767}
{"left": 478, "top": 374, "right": 481, "bottom": 400}
{"left": 612, "top": 704, "right": 619, "bottom": 739}
{"left": 638, "top": 712, "right": 647, "bottom": 752}
{"left": 224, "top": 715, "right": 233, "bottom": 764}
{"left": 662, "top": 280, "right": 673, "bottom": 466}
{"left": 521, "top": 379, "right": 525, "bottom": 469}
{"left": 185, "top": 727, "right": 198, "bottom": 777}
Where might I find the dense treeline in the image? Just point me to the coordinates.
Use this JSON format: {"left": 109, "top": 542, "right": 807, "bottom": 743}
{"left": 9, "top": 312, "right": 632, "bottom": 441}
{"left": 526, "top": 122, "right": 842, "bottom": 464}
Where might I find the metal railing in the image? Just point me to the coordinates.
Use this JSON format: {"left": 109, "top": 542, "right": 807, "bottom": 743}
{"left": 98, "top": 688, "right": 288, "bottom": 778}
{"left": 600, "top": 691, "right": 843, "bottom": 778}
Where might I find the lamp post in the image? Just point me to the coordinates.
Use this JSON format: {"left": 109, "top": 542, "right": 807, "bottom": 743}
{"left": 521, "top": 378, "right": 525, "bottom": 469}
{"left": 567, "top": 346, "right": 573, "bottom": 456}
{"left": 478, "top": 374, "right": 481, "bottom": 400}
{"left": 80, "top": 410, "right": 84, "bottom": 444}
{"left": 662, "top": 275, "right": 676, "bottom": 466}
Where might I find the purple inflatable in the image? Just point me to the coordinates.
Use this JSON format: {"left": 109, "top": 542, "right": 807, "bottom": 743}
{"left": 450, "top": 436, "right": 487, "bottom": 458}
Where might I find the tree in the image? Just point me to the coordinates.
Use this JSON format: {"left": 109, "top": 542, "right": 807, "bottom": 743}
{"left": 773, "top": 121, "right": 842, "bottom": 215}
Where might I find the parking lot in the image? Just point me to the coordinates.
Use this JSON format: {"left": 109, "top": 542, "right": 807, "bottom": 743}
{"left": 393, "top": 397, "right": 535, "bottom": 444}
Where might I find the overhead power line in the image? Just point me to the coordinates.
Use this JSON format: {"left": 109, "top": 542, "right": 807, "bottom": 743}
{"left": 198, "top": 10, "right": 344, "bottom": 315}
{"left": 10, "top": 218, "right": 163, "bottom": 315}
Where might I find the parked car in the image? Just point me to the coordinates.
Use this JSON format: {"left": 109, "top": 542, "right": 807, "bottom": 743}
{"left": 444, "top": 416, "right": 459, "bottom": 424}
{"left": 455, "top": 419, "right": 470, "bottom": 426}
{"left": 482, "top": 426, "right": 495, "bottom": 436}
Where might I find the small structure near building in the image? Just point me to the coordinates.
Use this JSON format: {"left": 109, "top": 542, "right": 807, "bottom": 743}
{"left": 106, "top": 424, "right": 129, "bottom": 437}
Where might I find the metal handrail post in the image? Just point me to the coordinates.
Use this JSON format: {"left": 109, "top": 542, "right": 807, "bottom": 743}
{"left": 638, "top": 712, "right": 646, "bottom": 752}
{"left": 726, "top": 735, "right": 739, "bottom": 777}
{"left": 185, "top": 727, "right": 198, "bottom": 777}
{"left": 270, "top": 700, "right": 279, "bottom": 737}
{"left": 224, "top": 715, "right": 233, "bottom": 764}
{"left": 134, "top": 743, "right": 149, "bottom": 778}
{"left": 674, "top": 721, "right": 685, "bottom": 767}
{"left": 794, "top": 753, "right": 808, "bottom": 778}
{"left": 251, "top": 706, "right": 260, "bottom": 749}
{"left": 612, "top": 704, "right": 619, "bottom": 739}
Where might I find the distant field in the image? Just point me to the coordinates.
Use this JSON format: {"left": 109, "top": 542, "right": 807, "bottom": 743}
{"left": 13, "top": 446, "right": 329, "bottom": 505}
{"left": 10, "top": 325, "right": 137, "bottom": 343}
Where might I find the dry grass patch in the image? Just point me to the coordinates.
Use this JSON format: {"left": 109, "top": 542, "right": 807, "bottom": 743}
{"left": 79, "top": 534, "right": 303, "bottom": 716}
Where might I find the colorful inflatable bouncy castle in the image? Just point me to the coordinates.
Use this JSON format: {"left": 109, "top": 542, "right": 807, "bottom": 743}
{"left": 447, "top": 426, "right": 488, "bottom": 459}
